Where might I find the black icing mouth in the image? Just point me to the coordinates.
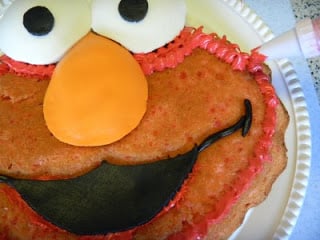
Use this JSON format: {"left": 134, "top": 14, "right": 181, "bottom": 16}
{"left": 0, "top": 100, "right": 252, "bottom": 235}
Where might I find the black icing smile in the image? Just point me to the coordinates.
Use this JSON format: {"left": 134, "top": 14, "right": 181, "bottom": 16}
{"left": 0, "top": 100, "right": 252, "bottom": 235}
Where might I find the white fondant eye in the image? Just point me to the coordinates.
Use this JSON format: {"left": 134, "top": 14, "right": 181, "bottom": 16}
{"left": 0, "top": 0, "right": 91, "bottom": 64}
{"left": 92, "top": 0, "right": 186, "bottom": 53}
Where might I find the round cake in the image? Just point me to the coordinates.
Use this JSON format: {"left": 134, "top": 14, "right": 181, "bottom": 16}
{"left": 0, "top": 1, "right": 288, "bottom": 239}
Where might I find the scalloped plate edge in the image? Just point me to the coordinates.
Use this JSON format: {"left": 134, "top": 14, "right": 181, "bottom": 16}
{"left": 272, "top": 58, "right": 311, "bottom": 240}
{"left": 221, "top": 0, "right": 311, "bottom": 239}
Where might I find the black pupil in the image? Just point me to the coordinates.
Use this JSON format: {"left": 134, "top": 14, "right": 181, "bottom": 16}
{"left": 118, "top": 0, "right": 148, "bottom": 22}
{"left": 23, "top": 6, "right": 54, "bottom": 36}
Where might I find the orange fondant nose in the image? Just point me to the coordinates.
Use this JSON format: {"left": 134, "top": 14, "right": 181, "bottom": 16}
{"left": 43, "top": 33, "right": 148, "bottom": 146}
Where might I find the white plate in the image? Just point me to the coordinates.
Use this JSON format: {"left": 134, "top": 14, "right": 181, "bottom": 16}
{"left": 186, "top": 0, "right": 311, "bottom": 239}
{"left": 0, "top": 1, "right": 311, "bottom": 239}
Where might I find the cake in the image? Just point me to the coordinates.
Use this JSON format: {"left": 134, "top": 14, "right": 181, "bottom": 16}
{"left": 0, "top": 1, "right": 288, "bottom": 239}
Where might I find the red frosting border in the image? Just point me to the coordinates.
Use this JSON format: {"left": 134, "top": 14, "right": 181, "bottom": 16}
{"left": 0, "top": 27, "right": 277, "bottom": 239}
{"left": 133, "top": 27, "right": 267, "bottom": 75}
{"left": 0, "top": 55, "right": 54, "bottom": 79}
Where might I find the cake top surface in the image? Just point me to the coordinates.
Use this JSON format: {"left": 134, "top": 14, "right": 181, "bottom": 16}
{"left": 0, "top": 1, "right": 285, "bottom": 239}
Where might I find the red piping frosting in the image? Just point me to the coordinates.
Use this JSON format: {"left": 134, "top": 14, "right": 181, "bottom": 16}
{"left": 0, "top": 55, "right": 55, "bottom": 79}
{"left": 0, "top": 59, "right": 9, "bottom": 76}
{"left": 0, "top": 27, "right": 277, "bottom": 239}
{"left": 134, "top": 27, "right": 267, "bottom": 75}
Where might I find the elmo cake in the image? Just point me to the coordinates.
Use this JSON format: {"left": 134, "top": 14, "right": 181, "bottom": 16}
{"left": 0, "top": 0, "right": 288, "bottom": 239}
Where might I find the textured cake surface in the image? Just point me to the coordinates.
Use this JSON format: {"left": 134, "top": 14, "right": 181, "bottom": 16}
{"left": 0, "top": 46, "right": 288, "bottom": 239}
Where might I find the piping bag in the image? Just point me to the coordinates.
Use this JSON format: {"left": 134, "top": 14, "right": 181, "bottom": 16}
{"left": 256, "top": 17, "right": 320, "bottom": 59}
